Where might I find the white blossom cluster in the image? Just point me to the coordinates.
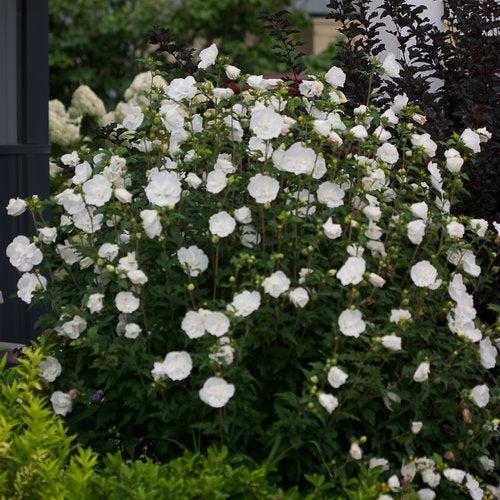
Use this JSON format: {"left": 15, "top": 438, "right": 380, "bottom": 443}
{"left": 7, "top": 44, "right": 499, "bottom": 496}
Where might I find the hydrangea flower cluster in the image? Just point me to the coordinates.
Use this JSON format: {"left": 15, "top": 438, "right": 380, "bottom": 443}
{"left": 7, "top": 44, "right": 499, "bottom": 496}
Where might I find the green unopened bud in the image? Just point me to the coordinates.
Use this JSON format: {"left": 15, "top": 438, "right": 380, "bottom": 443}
{"left": 310, "top": 375, "right": 319, "bottom": 384}
{"left": 96, "top": 258, "right": 105, "bottom": 266}
{"left": 211, "top": 236, "right": 220, "bottom": 244}
{"left": 187, "top": 283, "right": 195, "bottom": 291}
{"left": 106, "top": 264, "right": 115, "bottom": 273}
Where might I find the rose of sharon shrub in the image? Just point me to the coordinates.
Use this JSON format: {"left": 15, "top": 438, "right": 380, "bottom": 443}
{"left": 6, "top": 45, "right": 499, "bottom": 496}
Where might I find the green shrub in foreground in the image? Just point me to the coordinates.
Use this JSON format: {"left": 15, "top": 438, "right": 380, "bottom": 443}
{"left": 0, "top": 348, "right": 392, "bottom": 499}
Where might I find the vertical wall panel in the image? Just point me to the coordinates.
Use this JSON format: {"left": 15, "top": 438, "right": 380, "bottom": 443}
{"left": 0, "top": 0, "right": 49, "bottom": 344}
{"left": 0, "top": 0, "right": 18, "bottom": 143}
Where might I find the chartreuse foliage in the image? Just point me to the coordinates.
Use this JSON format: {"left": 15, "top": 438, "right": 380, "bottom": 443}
{"left": 0, "top": 348, "right": 393, "bottom": 499}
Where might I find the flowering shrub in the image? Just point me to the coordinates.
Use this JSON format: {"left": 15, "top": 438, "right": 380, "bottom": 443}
{"left": 6, "top": 41, "right": 500, "bottom": 497}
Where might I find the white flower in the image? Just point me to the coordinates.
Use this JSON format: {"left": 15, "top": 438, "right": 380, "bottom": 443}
{"left": 167, "top": 75, "right": 197, "bottom": 101}
{"left": 446, "top": 221, "right": 465, "bottom": 239}
{"left": 234, "top": 206, "right": 252, "bottom": 224}
{"left": 199, "top": 376, "right": 235, "bottom": 408}
{"left": 325, "top": 66, "right": 346, "bottom": 87}
{"left": 177, "top": 245, "right": 209, "bottom": 277}
{"left": 247, "top": 75, "right": 282, "bottom": 90}
{"left": 410, "top": 261, "right": 439, "bottom": 288}
{"left": 350, "top": 125, "right": 368, "bottom": 139}
{"left": 369, "top": 458, "right": 389, "bottom": 470}
{"left": 376, "top": 143, "right": 399, "bottom": 164}
{"left": 228, "top": 290, "right": 261, "bottom": 317}
{"left": 114, "top": 188, "right": 132, "bottom": 204}
{"left": 250, "top": 107, "right": 284, "bottom": 140}
{"left": 411, "top": 133, "right": 437, "bottom": 157}
{"left": 50, "top": 391, "right": 73, "bottom": 416}
{"left": 185, "top": 172, "right": 203, "bottom": 189}
{"left": 273, "top": 142, "right": 319, "bottom": 176}
{"left": 123, "top": 323, "right": 141, "bottom": 339}
{"left": 115, "top": 291, "right": 140, "bottom": 313}
{"left": 159, "top": 102, "right": 184, "bottom": 132}
{"left": 181, "top": 310, "right": 206, "bottom": 339}
{"left": 38, "top": 227, "right": 57, "bottom": 244}
{"left": 337, "top": 256, "right": 366, "bottom": 286}
{"left": 6, "top": 235, "right": 43, "bottom": 272}
{"left": 55, "top": 189, "right": 84, "bottom": 215}
{"left": 6, "top": 198, "right": 27, "bottom": 216}
{"left": 98, "top": 243, "right": 119, "bottom": 261}
{"left": 479, "top": 338, "right": 497, "bottom": 369}
{"left": 247, "top": 174, "right": 279, "bottom": 204}
{"left": 391, "top": 93, "right": 409, "bottom": 113}
{"left": 349, "top": 443, "right": 363, "bottom": 460}
{"left": 57, "top": 241, "right": 81, "bottom": 265}
{"left": 390, "top": 309, "right": 411, "bottom": 323}
{"left": 318, "top": 393, "right": 339, "bottom": 413}
{"left": 262, "top": 270, "right": 290, "bottom": 298}
{"left": 338, "top": 309, "right": 366, "bottom": 337}
{"left": 209, "top": 211, "right": 236, "bottom": 238}
{"left": 363, "top": 205, "right": 381, "bottom": 222}
{"left": 465, "top": 474, "right": 484, "bottom": 500}
{"left": 299, "top": 79, "right": 324, "bottom": 97}
{"left": 368, "top": 273, "right": 386, "bottom": 288}
{"left": 225, "top": 65, "right": 241, "bottom": 79}
{"left": 145, "top": 170, "right": 182, "bottom": 207}
{"left": 214, "top": 153, "right": 236, "bottom": 174}
{"left": 248, "top": 136, "right": 272, "bottom": 161}
{"left": 461, "top": 128, "right": 481, "bottom": 153}
{"left": 204, "top": 311, "right": 230, "bottom": 337}
{"left": 82, "top": 175, "right": 112, "bottom": 207}
{"left": 317, "top": 182, "right": 345, "bottom": 208}
{"left": 58, "top": 315, "right": 87, "bottom": 339}
{"left": 128, "top": 269, "right": 148, "bottom": 285}
{"left": 417, "top": 489, "right": 435, "bottom": 500}
{"left": 470, "top": 384, "right": 489, "bottom": 407}
{"left": 381, "top": 53, "right": 401, "bottom": 78}
{"left": 407, "top": 220, "right": 426, "bottom": 245}
{"left": 209, "top": 340, "right": 235, "bottom": 366}
{"left": 444, "top": 148, "right": 464, "bottom": 173}
{"left": 72, "top": 207, "right": 103, "bottom": 234}
{"left": 422, "top": 469, "right": 441, "bottom": 488}
{"left": 122, "top": 103, "right": 144, "bottom": 131}
{"left": 140, "top": 209, "right": 162, "bottom": 238}
{"left": 381, "top": 335, "right": 402, "bottom": 351}
{"left": 413, "top": 362, "right": 430, "bottom": 382}
{"left": 87, "top": 293, "right": 104, "bottom": 313}
{"left": 61, "top": 151, "right": 80, "bottom": 166}
{"left": 162, "top": 351, "right": 193, "bottom": 380}
{"left": 411, "top": 421, "right": 423, "bottom": 434}
{"left": 388, "top": 475, "right": 400, "bottom": 491}
{"left": 328, "top": 366, "right": 348, "bottom": 388}
{"left": 323, "top": 218, "right": 342, "bottom": 239}
{"left": 469, "top": 218, "right": 488, "bottom": 237}
{"left": 17, "top": 273, "right": 47, "bottom": 303}
{"left": 478, "top": 456, "right": 495, "bottom": 472}
{"left": 411, "top": 201, "right": 428, "bottom": 221}
{"left": 206, "top": 170, "right": 228, "bottom": 194}
{"left": 198, "top": 43, "right": 218, "bottom": 69}
{"left": 289, "top": 287, "right": 309, "bottom": 308}
{"left": 443, "top": 469, "right": 465, "bottom": 483}
{"left": 374, "top": 126, "right": 392, "bottom": 142}
{"left": 39, "top": 356, "right": 62, "bottom": 382}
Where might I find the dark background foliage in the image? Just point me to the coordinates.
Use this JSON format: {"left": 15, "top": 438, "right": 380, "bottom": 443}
{"left": 49, "top": 0, "right": 308, "bottom": 106}
{"left": 327, "top": 0, "right": 500, "bottom": 313}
